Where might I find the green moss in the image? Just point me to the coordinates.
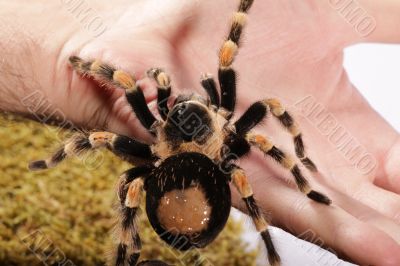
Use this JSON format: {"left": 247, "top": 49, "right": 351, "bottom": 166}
{"left": 0, "top": 114, "right": 258, "bottom": 266}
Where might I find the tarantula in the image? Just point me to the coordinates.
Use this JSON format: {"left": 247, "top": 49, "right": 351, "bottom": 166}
{"left": 29, "top": 0, "right": 331, "bottom": 265}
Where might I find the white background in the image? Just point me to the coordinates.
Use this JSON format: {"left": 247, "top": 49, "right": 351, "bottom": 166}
{"left": 344, "top": 43, "right": 400, "bottom": 132}
{"left": 240, "top": 43, "right": 400, "bottom": 266}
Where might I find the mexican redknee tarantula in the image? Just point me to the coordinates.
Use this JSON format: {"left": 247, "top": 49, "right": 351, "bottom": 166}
{"left": 29, "top": 0, "right": 331, "bottom": 265}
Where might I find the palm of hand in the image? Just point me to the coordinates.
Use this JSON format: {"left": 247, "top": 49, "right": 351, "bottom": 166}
{"left": 47, "top": 0, "right": 400, "bottom": 264}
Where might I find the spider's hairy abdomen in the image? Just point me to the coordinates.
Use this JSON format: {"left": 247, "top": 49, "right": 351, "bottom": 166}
{"left": 145, "top": 152, "right": 232, "bottom": 251}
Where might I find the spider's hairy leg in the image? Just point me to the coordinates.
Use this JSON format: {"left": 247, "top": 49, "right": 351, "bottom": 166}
{"left": 147, "top": 68, "right": 172, "bottom": 120}
{"left": 264, "top": 98, "right": 317, "bottom": 172}
{"left": 113, "top": 166, "right": 150, "bottom": 266}
{"left": 234, "top": 100, "right": 317, "bottom": 172}
{"left": 225, "top": 137, "right": 251, "bottom": 159}
{"left": 234, "top": 101, "right": 268, "bottom": 136}
{"left": 246, "top": 133, "right": 332, "bottom": 205}
{"left": 69, "top": 56, "right": 135, "bottom": 89}
{"left": 200, "top": 74, "right": 220, "bottom": 107}
{"left": 69, "top": 56, "right": 158, "bottom": 131}
{"left": 28, "top": 132, "right": 153, "bottom": 170}
{"left": 230, "top": 166, "right": 280, "bottom": 266}
{"left": 217, "top": 1, "right": 254, "bottom": 117}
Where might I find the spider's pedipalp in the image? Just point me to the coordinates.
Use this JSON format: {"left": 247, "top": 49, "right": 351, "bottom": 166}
{"left": 147, "top": 68, "right": 172, "bottom": 120}
{"left": 69, "top": 56, "right": 158, "bottom": 132}
{"left": 200, "top": 74, "right": 220, "bottom": 107}
{"left": 28, "top": 132, "right": 153, "bottom": 171}
{"left": 246, "top": 133, "right": 331, "bottom": 205}
{"left": 156, "top": 86, "right": 171, "bottom": 120}
{"left": 230, "top": 167, "right": 281, "bottom": 266}
{"left": 147, "top": 68, "right": 171, "bottom": 88}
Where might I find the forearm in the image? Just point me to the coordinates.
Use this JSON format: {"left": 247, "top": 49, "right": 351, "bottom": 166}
{"left": 0, "top": 2, "right": 70, "bottom": 114}
{"left": 0, "top": 14, "right": 34, "bottom": 114}
{"left": 0, "top": 1, "right": 113, "bottom": 115}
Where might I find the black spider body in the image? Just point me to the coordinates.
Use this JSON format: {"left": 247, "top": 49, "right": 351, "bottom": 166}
{"left": 29, "top": 0, "right": 332, "bottom": 265}
{"left": 163, "top": 98, "right": 214, "bottom": 145}
{"left": 146, "top": 152, "right": 231, "bottom": 251}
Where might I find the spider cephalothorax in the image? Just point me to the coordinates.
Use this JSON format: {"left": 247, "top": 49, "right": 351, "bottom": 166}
{"left": 153, "top": 94, "right": 230, "bottom": 162}
{"left": 29, "top": 0, "right": 331, "bottom": 265}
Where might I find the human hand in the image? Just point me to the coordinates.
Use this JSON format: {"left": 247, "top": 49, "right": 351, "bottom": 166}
{"left": 3, "top": 0, "right": 400, "bottom": 265}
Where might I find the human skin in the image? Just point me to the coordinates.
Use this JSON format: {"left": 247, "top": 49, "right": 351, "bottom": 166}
{"left": 1, "top": 0, "right": 400, "bottom": 265}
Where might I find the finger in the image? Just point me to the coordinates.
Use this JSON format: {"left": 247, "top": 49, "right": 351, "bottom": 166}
{"left": 352, "top": 182, "right": 400, "bottom": 224}
{"left": 326, "top": 185, "right": 400, "bottom": 243}
{"left": 237, "top": 164, "right": 400, "bottom": 266}
{"left": 379, "top": 136, "right": 400, "bottom": 194}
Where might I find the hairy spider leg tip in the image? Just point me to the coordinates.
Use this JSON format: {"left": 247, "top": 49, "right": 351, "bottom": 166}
{"left": 307, "top": 190, "right": 332, "bottom": 205}
{"left": 68, "top": 55, "right": 81, "bottom": 64}
{"left": 261, "top": 230, "right": 281, "bottom": 266}
{"left": 269, "top": 257, "right": 281, "bottom": 266}
{"left": 28, "top": 160, "right": 48, "bottom": 171}
{"left": 301, "top": 157, "right": 318, "bottom": 172}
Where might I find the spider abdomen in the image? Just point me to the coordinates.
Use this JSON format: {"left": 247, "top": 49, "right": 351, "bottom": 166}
{"left": 157, "top": 186, "right": 212, "bottom": 235}
{"left": 145, "top": 152, "right": 231, "bottom": 251}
